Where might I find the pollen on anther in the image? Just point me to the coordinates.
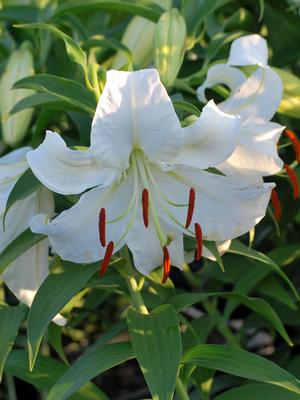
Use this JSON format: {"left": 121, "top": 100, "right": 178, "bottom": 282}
{"left": 98, "top": 208, "right": 106, "bottom": 247}
{"left": 162, "top": 246, "right": 171, "bottom": 284}
{"left": 194, "top": 223, "right": 203, "bottom": 261}
{"left": 142, "top": 188, "right": 149, "bottom": 228}
{"left": 284, "top": 163, "right": 299, "bottom": 199}
{"left": 285, "top": 129, "right": 300, "bottom": 163}
{"left": 271, "top": 189, "right": 282, "bottom": 221}
{"left": 185, "top": 188, "right": 196, "bottom": 229}
{"left": 99, "top": 241, "right": 114, "bottom": 277}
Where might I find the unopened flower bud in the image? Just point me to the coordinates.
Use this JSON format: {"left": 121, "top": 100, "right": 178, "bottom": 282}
{"left": 0, "top": 42, "right": 35, "bottom": 147}
{"left": 112, "top": 0, "right": 171, "bottom": 69}
{"left": 154, "top": 8, "right": 187, "bottom": 87}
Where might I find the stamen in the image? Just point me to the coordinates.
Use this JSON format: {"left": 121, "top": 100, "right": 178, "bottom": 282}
{"left": 98, "top": 208, "right": 106, "bottom": 247}
{"left": 142, "top": 188, "right": 149, "bottom": 228}
{"left": 185, "top": 188, "right": 196, "bottom": 228}
{"left": 195, "top": 223, "right": 203, "bottom": 260}
{"left": 284, "top": 163, "right": 299, "bottom": 199}
{"left": 271, "top": 189, "right": 282, "bottom": 221}
{"left": 162, "top": 246, "right": 171, "bottom": 284}
{"left": 285, "top": 129, "right": 300, "bottom": 162}
{"left": 99, "top": 241, "right": 114, "bottom": 277}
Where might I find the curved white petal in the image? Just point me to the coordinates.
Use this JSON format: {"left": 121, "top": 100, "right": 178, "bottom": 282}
{"left": 172, "top": 100, "right": 240, "bottom": 169}
{"left": 228, "top": 34, "right": 268, "bottom": 67}
{"left": 219, "top": 122, "right": 284, "bottom": 181}
{"left": 150, "top": 166, "right": 273, "bottom": 242}
{"left": 220, "top": 67, "right": 283, "bottom": 123}
{"left": 27, "top": 131, "right": 119, "bottom": 195}
{"left": 197, "top": 64, "right": 246, "bottom": 103}
{"left": 126, "top": 215, "right": 183, "bottom": 276}
{"left": 90, "top": 69, "right": 182, "bottom": 166}
{"left": 30, "top": 173, "right": 136, "bottom": 264}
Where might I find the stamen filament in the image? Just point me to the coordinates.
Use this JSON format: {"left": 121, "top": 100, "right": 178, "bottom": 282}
{"left": 271, "top": 189, "right": 282, "bottom": 221}
{"left": 98, "top": 208, "right": 106, "bottom": 247}
{"left": 142, "top": 188, "right": 149, "bottom": 227}
{"left": 99, "top": 241, "right": 114, "bottom": 276}
{"left": 285, "top": 129, "right": 300, "bottom": 162}
{"left": 195, "top": 223, "right": 203, "bottom": 260}
{"left": 162, "top": 246, "right": 171, "bottom": 284}
{"left": 185, "top": 188, "right": 195, "bottom": 228}
{"left": 284, "top": 163, "right": 299, "bottom": 199}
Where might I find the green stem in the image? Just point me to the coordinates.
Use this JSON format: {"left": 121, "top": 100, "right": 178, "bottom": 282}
{"left": 4, "top": 373, "right": 17, "bottom": 400}
{"left": 175, "top": 377, "right": 190, "bottom": 400}
{"left": 121, "top": 247, "right": 148, "bottom": 315}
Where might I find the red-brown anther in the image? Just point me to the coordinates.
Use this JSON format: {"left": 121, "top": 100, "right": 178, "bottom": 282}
{"left": 194, "top": 223, "right": 203, "bottom": 260}
{"left": 99, "top": 241, "right": 114, "bottom": 277}
{"left": 271, "top": 189, "right": 282, "bottom": 221}
{"left": 162, "top": 246, "right": 171, "bottom": 284}
{"left": 285, "top": 129, "right": 300, "bottom": 163}
{"left": 142, "top": 188, "right": 149, "bottom": 227}
{"left": 98, "top": 208, "right": 106, "bottom": 247}
{"left": 284, "top": 163, "right": 299, "bottom": 199}
{"left": 185, "top": 188, "right": 196, "bottom": 229}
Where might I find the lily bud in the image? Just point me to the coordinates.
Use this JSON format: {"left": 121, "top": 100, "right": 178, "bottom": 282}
{"left": 0, "top": 42, "right": 35, "bottom": 147}
{"left": 112, "top": 0, "right": 171, "bottom": 69}
{"left": 154, "top": 8, "right": 187, "bottom": 87}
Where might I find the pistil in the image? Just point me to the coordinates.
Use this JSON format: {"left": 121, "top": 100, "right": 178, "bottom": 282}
{"left": 271, "top": 189, "right": 282, "bottom": 221}
{"left": 99, "top": 241, "right": 114, "bottom": 276}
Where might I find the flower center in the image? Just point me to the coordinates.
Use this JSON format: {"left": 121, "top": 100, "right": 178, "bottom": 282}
{"left": 98, "top": 149, "right": 203, "bottom": 281}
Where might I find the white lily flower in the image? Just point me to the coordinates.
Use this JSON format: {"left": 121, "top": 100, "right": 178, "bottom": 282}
{"left": 27, "top": 69, "right": 273, "bottom": 280}
{"left": 0, "top": 147, "right": 66, "bottom": 325}
{"left": 197, "top": 34, "right": 284, "bottom": 182}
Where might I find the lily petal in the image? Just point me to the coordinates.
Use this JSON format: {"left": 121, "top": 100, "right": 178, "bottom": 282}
{"left": 90, "top": 69, "right": 182, "bottom": 166}
{"left": 30, "top": 173, "right": 136, "bottom": 264}
{"left": 220, "top": 67, "right": 283, "bottom": 123}
{"left": 228, "top": 34, "right": 268, "bottom": 67}
{"left": 218, "top": 122, "right": 284, "bottom": 181}
{"left": 127, "top": 214, "right": 183, "bottom": 276}
{"left": 172, "top": 100, "right": 240, "bottom": 169}
{"left": 151, "top": 166, "right": 273, "bottom": 242}
{"left": 27, "top": 131, "right": 119, "bottom": 195}
{"left": 197, "top": 64, "right": 246, "bottom": 103}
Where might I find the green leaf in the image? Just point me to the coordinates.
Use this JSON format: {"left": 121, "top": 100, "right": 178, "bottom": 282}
{"left": 53, "top": 0, "right": 164, "bottom": 22}
{"left": 166, "top": 292, "right": 292, "bottom": 345}
{"left": 0, "top": 6, "right": 38, "bottom": 22}
{"left": 3, "top": 169, "right": 41, "bottom": 230}
{"left": 10, "top": 92, "right": 89, "bottom": 115}
{"left": 47, "top": 342, "right": 134, "bottom": 400}
{"left": 48, "top": 323, "right": 69, "bottom": 365}
{"left": 16, "top": 23, "right": 87, "bottom": 70}
{"left": 182, "top": 345, "right": 300, "bottom": 395}
{"left": 215, "top": 383, "right": 300, "bottom": 400}
{"left": 5, "top": 350, "right": 108, "bottom": 400}
{"left": 27, "top": 261, "right": 99, "bottom": 370}
{"left": 0, "top": 229, "right": 45, "bottom": 275}
{"left": 14, "top": 74, "right": 96, "bottom": 114}
{"left": 0, "top": 304, "right": 27, "bottom": 381}
{"left": 228, "top": 240, "right": 299, "bottom": 300}
{"left": 173, "top": 100, "right": 200, "bottom": 117}
{"left": 127, "top": 304, "right": 182, "bottom": 400}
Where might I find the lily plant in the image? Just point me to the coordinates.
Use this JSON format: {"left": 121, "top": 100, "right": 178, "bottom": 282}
{"left": 197, "top": 34, "right": 284, "bottom": 183}
{"left": 27, "top": 69, "right": 274, "bottom": 281}
{"left": 0, "top": 147, "right": 66, "bottom": 325}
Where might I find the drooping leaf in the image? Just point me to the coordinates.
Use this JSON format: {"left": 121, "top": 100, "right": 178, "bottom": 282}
{"left": 182, "top": 345, "right": 300, "bottom": 395}
{"left": 215, "top": 383, "right": 300, "bottom": 400}
{"left": 0, "top": 304, "right": 27, "bottom": 381}
{"left": 127, "top": 304, "right": 182, "bottom": 400}
{"left": 46, "top": 342, "right": 134, "bottom": 400}
{"left": 27, "top": 261, "right": 99, "bottom": 370}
